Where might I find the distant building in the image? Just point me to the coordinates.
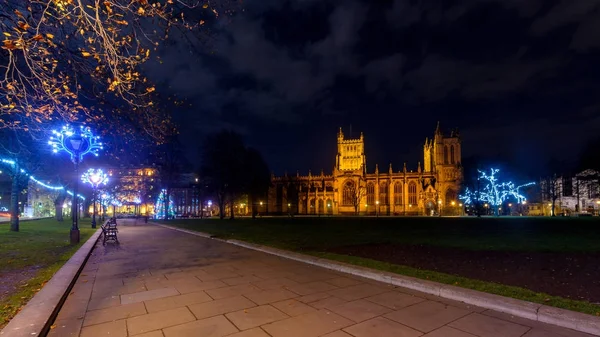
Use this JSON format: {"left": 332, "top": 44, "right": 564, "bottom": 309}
{"left": 267, "top": 124, "right": 463, "bottom": 216}
{"left": 107, "top": 166, "right": 159, "bottom": 216}
{"left": 540, "top": 169, "right": 600, "bottom": 215}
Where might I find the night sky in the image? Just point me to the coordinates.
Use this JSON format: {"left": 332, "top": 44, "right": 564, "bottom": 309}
{"left": 147, "top": 0, "right": 600, "bottom": 178}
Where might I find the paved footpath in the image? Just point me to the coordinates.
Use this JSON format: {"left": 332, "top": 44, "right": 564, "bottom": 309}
{"left": 49, "top": 220, "right": 594, "bottom": 337}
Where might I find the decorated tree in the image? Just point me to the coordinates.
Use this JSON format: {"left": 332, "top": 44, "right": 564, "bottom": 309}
{"left": 154, "top": 188, "right": 174, "bottom": 219}
{"left": 460, "top": 168, "right": 534, "bottom": 216}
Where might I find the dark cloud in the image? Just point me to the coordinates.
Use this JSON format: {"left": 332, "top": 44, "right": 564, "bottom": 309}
{"left": 146, "top": 0, "right": 600, "bottom": 175}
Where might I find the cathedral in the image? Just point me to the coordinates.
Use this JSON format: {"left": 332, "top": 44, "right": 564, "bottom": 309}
{"left": 266, "top": 124, "right": 463, "bottom": 216}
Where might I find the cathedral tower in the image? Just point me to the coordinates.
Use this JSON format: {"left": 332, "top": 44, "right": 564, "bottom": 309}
{"left": 336, "top": 127, "right": 366, "bottom": 173}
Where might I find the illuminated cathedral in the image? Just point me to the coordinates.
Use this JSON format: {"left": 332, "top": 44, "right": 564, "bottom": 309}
{"left": 266, "top": 124, "right": 463, "bottom": 215}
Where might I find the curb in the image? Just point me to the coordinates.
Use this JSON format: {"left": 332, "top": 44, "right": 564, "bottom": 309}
{"left": 156, "top": 224, "right": 600, "bottom": 336}
{"left": 0, "top": 226, "right": 103, "bottom": 337}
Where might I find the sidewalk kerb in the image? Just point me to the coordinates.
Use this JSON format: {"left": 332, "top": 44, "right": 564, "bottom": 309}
{"left": 156, "top": 224, "right": 600, "bottom": 336}
{"left": 0, "top": 226, "right": 102, "bottom": 337}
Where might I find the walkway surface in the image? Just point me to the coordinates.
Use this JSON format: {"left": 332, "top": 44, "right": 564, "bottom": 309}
{"left": 49, "top": 220, "right": 594, "bottom": 337}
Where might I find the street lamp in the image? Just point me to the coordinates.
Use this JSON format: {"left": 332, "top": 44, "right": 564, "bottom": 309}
{"left": 376, "top": 200, "right": 380, "bottom": 217}
{"left": 81, "top": 169, "right": 108, "bottom": 228}
{"left": 49, "top": 125, "right": 103, "bottom": 244}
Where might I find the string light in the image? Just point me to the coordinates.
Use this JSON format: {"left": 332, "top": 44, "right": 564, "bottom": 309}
{"left": 0, "top": 156, "right": 85, "bottom": 200}
{"left": 460, "top": 168, "right": 534, "bottom": 211}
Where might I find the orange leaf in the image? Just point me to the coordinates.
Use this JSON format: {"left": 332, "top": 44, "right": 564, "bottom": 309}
{"left": 81, "top": 51, "right": 91, "bottom": 57}
{"left": 46, "top": 33, "right": 54, "bottom": 39}
{"left": 202, "top": 3, "right": 209, "bottom": 8}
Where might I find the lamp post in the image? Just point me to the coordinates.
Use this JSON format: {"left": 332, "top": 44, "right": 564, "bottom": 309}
{"left": 49, "top": 125, "right": 103, "bottom": 244}
{"left": 82, "top": 169, "right": 108, "bottom": 228}
{"left": 376, "top": 200, "right": 380, "bottom": 217}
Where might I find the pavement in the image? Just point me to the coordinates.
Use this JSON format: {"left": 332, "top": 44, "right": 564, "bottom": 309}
{"left": 48, "top": 219, "right": 595, "bottom": 337}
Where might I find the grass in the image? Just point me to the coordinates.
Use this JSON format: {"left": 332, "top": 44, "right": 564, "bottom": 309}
{"left": 0, "top": 218, "right": 96, "bottom": 328}
{"left": 159, "top": 216, "right": 600, "bottom": 252}
{"left": 159, "top": 216, "right": 600, "bottom": 315}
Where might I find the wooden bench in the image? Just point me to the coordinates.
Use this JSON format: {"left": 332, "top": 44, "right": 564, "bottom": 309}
{"left": 101, "top": 218, "right": 119, "bottom": 245}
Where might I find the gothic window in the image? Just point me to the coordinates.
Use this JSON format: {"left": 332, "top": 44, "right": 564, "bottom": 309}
{"left": 443, "top": 146, "right": 449, "bottom": 164}
{"left": 310, "top": 199, "right": 316, "bottom": 214}
{"left": 342, "top": 180, "right": 355, "bottom": 206}
{"left": 394, "top": 182, "right": 403, "bottom": 205}
{"left": 380, "top": 182, "right": 388, "bottom": 205}
{"left": 450, "top": 145, "right": 455, "bottom": 164}
{"left": 367, "top": 182, "right": 375, "bottom": 205}
{"left": 445, "top": 189, "right": 457, "bottom": 206}
{"left": 408, "top": 181, "right": 417, "bottom": 205}
{"left": 318, "top": 199, "right": 324, "bottom": 213}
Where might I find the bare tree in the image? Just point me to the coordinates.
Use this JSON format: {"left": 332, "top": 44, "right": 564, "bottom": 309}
{"left": 543, "top": 174, "right": 561, "bottom": 216}
{"left": 343, "top": 179, "right": 365, "bottom": 215}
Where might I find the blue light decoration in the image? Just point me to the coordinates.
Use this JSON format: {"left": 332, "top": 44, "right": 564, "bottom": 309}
{"left": 81, "top": 168, "right": 109, "bottom": 187}
{"left": 49, "top": 124, "right": 103, "bottom": 243}
{"left": 81, "top": 168, "right": 109, "bottom": 228}
{"left": 154, "top": 189, "right": 175, "bottom": 219}
{"left": 459, "top": 168, "right": 535, "bottom": 215}
{"left": 0, "top": 157, "right": 85, "bottom": 199}
{"left": 49, "top": 125, "right": 103, "bottom": 163}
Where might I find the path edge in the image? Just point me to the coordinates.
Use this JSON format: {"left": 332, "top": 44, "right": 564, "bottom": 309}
{"left": 0, "top": 227, "right": 103, "bottom": 337}
{"left": 157, "top": 223, "right": 600, "bottom": 336}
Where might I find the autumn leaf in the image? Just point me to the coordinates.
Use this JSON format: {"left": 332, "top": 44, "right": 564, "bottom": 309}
{"left": 18, "top": 22, "right": 31, "bottom": 30}
{"left": 200, "top": 20, "right": 205, "bottom": 25}
{"left": 3, "top": 32, "right": 11, "bottom": 37}
{"left": 137, "top": 7, "right": 145, "bottom": 15}
{"left": 146, "top": 87, "right": 155, "bottom": 93}
{"left": 32, "top": 34, "right": 43, "bottom": 41}
{"left": 202, "top": 3, "right": 209, "bottom": 8}
{"left": 46, "top": 33, "right": 54, "bottom": 39}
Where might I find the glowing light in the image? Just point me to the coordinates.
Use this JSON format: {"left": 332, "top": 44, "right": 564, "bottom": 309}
{"left": 154, "top": 189, "right": 175, "bottom": 219}
{"left": 459, "top": 168, "right": 534, "bottom": 214}
{"left": 81, "top": 168, "right": 109, "bottom": 188}
{"left": 0, "top": 156, "right": 83, "bottom": 199}
{"left": 49, "top": 124, "right": 103, "bottom": 163}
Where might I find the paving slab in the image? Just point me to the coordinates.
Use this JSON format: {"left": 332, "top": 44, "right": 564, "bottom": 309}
{"left": 45, "top": 220, "right": 595, "bottom": 337}
{"left": 384, "top": 298, "right": 471, "bottom": 333}
{"left": 162, "top": 315, "right": 238, "bottom": 337}
{"left": 225, "top": 305, "right": 289, "bottom": 330}
{"left": 343, "top": 316, "right": 422, "bottom": 337}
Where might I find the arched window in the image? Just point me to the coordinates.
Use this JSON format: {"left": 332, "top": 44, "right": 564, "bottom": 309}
{"left": 408, "top": 181, "right": 417, "bottom": 205}
{"left": 367, "top": 183, "right": 375, "bottom": 206}
{"left": 450, "top": 145, "right": 455, "bottom": 164}
{"left": 310, "top": 199, "right": 316, "bottom": 214}
{"left": 394, "top": 182, "right": 403, "bottom": 205}
{"left": 443, "top": 146, "right": 449, "bottom": 164}
{"left": 379, "top": 182, "right": 388, "bottom": 205}
{"left": 342, "top": 180, "right": 355, "bottom": 206}
{"left": 318, "top": 199, "right": 324, "bottom": 214}
{"left": 445, "top": 189, "right": 457, "bottom": 206}
{"left": 326, "top": 199, "right": 333, "bottom": 214}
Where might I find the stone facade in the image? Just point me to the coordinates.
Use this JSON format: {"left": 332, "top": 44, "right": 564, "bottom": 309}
{"left": 541, "top": 169, "right": 600, "bottom": 215}
{"left": 266, "top": 124, "right": 463, "bottom": 215}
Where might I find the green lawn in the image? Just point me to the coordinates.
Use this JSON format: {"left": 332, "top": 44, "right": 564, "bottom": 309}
{"left": 0, "top": 218, "right": 96, "bottom": 328}
{"left": 159, "top": 216, "right": 600, "bottom": 252}
{"left": 159, "top": 216, "right": 600, "bottom": 316}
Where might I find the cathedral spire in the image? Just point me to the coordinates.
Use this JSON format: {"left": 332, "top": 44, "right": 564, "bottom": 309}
{"left": 418, "top": 161, "right": 422, "bottom": 173}
{"left": 389, "top": 163, "right": 393, "bottom": 174}
{"left": 435, "top": 121, "right": 441, "bottom": 135}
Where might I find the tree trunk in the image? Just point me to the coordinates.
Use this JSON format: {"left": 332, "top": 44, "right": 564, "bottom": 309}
{"left": 218, "top": 193, "right": 225, "bottom": 219}
{"left": 229, "top": 195, "right": 235, "bottom": 220}
{"left": 10, "top": 172, "right": 20, "bottom": 232}
{"left": 56, "top": 204, "right": 63, "bottom": 221}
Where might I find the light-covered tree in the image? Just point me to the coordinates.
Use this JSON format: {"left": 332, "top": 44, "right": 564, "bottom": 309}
{"left": 460, "top": 168, "right": 534, "bottom": 216}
